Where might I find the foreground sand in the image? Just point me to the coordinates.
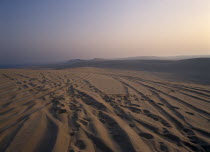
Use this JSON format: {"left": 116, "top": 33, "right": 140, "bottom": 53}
{"left": 0, "top": 67, "right": 209, "bottom": 152}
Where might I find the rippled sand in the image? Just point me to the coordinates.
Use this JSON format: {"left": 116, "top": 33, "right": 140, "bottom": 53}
{"left": 0, "top": 67, "right": 210, "bottom": 152}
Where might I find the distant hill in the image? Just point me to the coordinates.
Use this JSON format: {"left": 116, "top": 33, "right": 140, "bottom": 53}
{"left": 52, "top": 58, "right": 209, "bottom": 72}
{"left": 43, "top": 57, "right": 210, "bottom": 85}
{"left": 116, "top": 55, "right": 210, "bottom": 60}
{"left": 8, "top": 56, "right": 210, "bottom": 84}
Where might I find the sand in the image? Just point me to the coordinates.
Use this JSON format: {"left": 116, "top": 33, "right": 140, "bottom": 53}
{"left": 0, "top": 67, "right": 209, "bottom": 152}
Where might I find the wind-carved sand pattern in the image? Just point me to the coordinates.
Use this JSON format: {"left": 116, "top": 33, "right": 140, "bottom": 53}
{"left": 0, "top": 68, "right": 210, "bottom": 152}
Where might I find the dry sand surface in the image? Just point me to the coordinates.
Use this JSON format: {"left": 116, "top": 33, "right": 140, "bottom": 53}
{"left": 0, "top": 67, "right": 210, "bottom": 152}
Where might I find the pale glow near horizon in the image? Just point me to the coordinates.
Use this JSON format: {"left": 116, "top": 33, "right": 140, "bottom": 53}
{"left": 1, "top": 0, "right": 210, "bottom": 64}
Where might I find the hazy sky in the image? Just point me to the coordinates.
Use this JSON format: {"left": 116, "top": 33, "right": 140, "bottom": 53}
{"left": 1, "top": 0, "right": 210, "bottom": 64}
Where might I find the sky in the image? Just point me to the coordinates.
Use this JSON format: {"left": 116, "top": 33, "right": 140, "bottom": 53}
{"left": 1, "top": 0, "right": 210, "bottom": 64}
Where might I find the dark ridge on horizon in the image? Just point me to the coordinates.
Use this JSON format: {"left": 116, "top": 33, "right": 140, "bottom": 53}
{"left": 115, "top": 55, "right": 210, "bottom": 60}
{"left": 34, "top": 57, "right": 210, "bottom": 85}
{"left": 1, "top": 55, "right": 210, "bottom": 69}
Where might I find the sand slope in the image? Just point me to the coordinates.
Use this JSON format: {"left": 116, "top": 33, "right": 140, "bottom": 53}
{"left": 0, "top": 68, "right": 210, "bottom": 152}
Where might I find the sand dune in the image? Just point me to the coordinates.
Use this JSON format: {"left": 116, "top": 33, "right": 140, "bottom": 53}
{"left": 0, "top": 67, "right": 210, "bottom": 152}
{"left": 39, "top": 58, "right": 210, "bottom": 85}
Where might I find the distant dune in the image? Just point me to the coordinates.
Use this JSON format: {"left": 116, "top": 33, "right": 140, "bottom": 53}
{"left": 116, "top": 55, "right": 210, "bottom": 60}
{"left": 39, "top": 58, "right": 210, "bottom": 85}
